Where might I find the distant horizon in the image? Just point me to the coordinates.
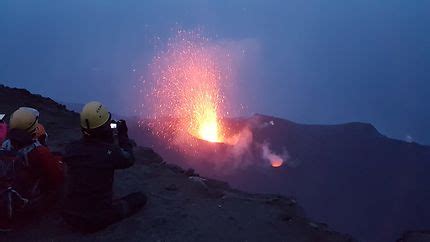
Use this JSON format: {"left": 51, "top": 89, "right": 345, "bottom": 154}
{"left": 1, "top": 82, "right": 426, "bottom": 146}
{"left": 25, "top": 87, "right": 422, "bottom": 146}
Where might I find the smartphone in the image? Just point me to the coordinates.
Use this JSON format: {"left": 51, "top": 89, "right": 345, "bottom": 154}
{"left": 110, "top": 123, "right": 117, "bottom": 129}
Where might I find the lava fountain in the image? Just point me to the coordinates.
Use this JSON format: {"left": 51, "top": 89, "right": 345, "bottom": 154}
{"left": 139, "top": 30, "right": 288, "bottom": 168}
{"left": 194, "top": 100, "right": 221, "bottom": 143}
{"left": 143, "top": 30, "right": 232, "bottom": 147}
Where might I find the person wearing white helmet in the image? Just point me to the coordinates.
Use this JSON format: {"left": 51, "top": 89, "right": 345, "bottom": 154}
{"left": 62, "top": 101, "right": 147, "bottom": 233}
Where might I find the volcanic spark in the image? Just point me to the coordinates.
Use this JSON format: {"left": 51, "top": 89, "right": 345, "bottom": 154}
{"left": 143, "top": 30, "right": 231, "bottom": 148}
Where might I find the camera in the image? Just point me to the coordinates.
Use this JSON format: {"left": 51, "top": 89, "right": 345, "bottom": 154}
{"left": 110, "top": 120, "right": 128, "bottom": 135}
{"left": 110, "top": 121, "right": 117, "bottom": 129}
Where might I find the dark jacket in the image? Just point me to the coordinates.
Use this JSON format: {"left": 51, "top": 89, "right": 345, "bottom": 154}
{"left": 62, "top": 135, "right": 134, "bottom": 219}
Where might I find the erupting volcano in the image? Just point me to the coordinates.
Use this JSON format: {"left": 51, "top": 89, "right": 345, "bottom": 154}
{"left": 142, "top": 30, "right": 231, "bottom": 147}
{"left": 139, "top": 30, "right": 289, "bottom": 169}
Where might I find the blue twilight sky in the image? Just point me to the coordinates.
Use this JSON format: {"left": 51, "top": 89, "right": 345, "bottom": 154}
{"left": 0, "top": 0, "right": 429, "bottom": 144}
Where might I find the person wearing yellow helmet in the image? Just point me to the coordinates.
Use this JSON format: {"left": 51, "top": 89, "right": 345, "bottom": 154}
{"left": 2, "top": 108, "right": 63, "bottom": 186}
{"left": 2, "top": 108, "right": 49, "bottom": 148}
{"left": 0, "top": 108, "right": 64, "bottom": 231}
{"left": 62, "top": 101, "right": 147, "bottom": 233}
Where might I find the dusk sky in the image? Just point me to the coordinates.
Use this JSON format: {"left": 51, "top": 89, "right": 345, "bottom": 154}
{"left": 1, "top": 0, "right": 429, "bottom": 144}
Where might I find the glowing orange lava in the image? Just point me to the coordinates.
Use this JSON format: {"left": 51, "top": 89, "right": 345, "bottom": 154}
{"left": 262, "top": 143, "right": 285, "bottom": 168}
{"left": 195, "top": 105, "right": 221, "bottom": 143}
{"left": 143, "top": 30, "right": 231, "bottom": 146}
{"left": 271, "top": 160, "right": 283, "bottom": 168}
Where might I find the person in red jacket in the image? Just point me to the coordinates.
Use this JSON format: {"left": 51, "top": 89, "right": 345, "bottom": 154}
{"left": 0, "top": 107, "right": 64, "bottom": 231}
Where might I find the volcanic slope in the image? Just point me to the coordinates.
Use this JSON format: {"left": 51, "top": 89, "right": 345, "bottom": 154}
{"left": 0, "top": 84, "right": 354, "bottom": 241}
{"left": 130, "top": 113, "right": 430, "bottom": 242}
{"left": 246, "top": 114, "right": 430, "bottom": 242}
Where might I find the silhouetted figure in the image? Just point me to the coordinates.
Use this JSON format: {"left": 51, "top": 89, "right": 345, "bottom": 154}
{"left": 62, "top": 101, "right": 147, "bottom": 233}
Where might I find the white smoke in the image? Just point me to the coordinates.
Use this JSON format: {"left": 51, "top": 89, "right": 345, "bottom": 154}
{"left": 227, "top": 127, "right": 254, "bottom": 158}
{"left": 261, "top": 141, "right": 289, "bottom": 168}
{"left": 206, "top": 118, "right": 291, "bottom": 172}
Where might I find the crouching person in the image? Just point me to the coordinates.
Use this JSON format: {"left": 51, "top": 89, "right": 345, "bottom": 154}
{"left": 62, "top": 101, "right": 147, "bottom": 233}
{"left": 0, "top": 108, "right": 64, "bottom": 231}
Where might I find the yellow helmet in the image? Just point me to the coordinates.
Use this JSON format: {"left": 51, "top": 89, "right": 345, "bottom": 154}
{"left": 9, "top": 107, "right": 40, "bottom": 134}
{"left": 80, "top": 101, "right": 111, "bottom": 130}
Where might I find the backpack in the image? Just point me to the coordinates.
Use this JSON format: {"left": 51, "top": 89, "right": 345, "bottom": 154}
{"left": 0, "top": 142, "right": 41, "bottom": 230}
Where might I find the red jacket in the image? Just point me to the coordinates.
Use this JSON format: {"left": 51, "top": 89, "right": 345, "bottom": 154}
{"left": 27, "top": 146, "right": 64, "bottom": 190}
{"left": 3, "top": 129, "right": 64, "bottom": 191}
